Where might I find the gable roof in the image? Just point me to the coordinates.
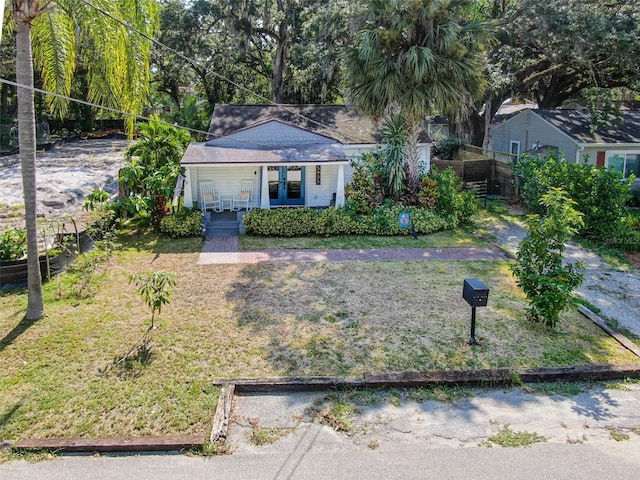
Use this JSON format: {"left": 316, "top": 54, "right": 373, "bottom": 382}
{"left": 208, "top": 104, "right": 433, "bottom": 144}
{"left": 182, "top": 120, "right": 347, "bottom": 165}
{"left": 534, "top": 110, "right": 640, "bottom": 144}
{"left": 205, "top": 119, "right": 338, "bottom": 149}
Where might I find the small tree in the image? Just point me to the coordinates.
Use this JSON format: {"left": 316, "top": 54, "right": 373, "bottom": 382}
{"left": 511, "top": 188, "right": 585, "bottom": 328}
{"left": 120, "top": 119, "right": 191, "bottom": 229}
{"left": 129, "top": 272, "right": 177, "bottom": 330}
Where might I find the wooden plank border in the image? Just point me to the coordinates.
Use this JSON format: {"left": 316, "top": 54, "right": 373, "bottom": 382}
{"left": 578, "top": 305, "right": 640, "bottom": 358}
{"left": 15, "top": 435, "right": 204, "bottom": 453}
{"left": 209, "top": 384, "right": 234, "bottom": 444}
{"left": 216, "top": 364, "right": 640, "bottom": 393}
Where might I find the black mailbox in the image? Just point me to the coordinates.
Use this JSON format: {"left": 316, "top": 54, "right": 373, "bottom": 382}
{"left": 463, "top": 278, "right": 489, "bottom": 307}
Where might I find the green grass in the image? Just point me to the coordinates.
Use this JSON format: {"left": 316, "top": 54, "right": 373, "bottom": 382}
{"left": 526, "top": 381, "right": 586, "bottom": 397}
{"left": 1, "top": 228, "right": 637, "bottom": 446}
{"left": 482, "top": 425, "right": 547, "bottom": 447}
{"left": 239, "top": 229, "right": 484, "bottom": 250}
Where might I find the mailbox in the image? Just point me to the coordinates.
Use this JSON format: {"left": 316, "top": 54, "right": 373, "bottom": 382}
{"left": 463, "top": 278, "right": 489, "bottom": 307}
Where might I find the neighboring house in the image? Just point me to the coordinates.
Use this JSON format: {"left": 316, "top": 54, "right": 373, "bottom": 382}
{"left": 489, "top": 109, "right": 640, "bottom": 185}
{"left": 180, "top": 104, "right": 432, "bottom": 210}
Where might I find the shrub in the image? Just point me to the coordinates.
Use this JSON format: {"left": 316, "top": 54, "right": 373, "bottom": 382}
{"left": 159, "top": 208, "right": 203, "bottom": 238}
{"left": 0, "top": 228, "right": 27, "bottom": 261}
{"left": 243, "top": 205, "right": 453, "bottom": 237}
{"left": 433, "top": 135, "right": 466, "bottom": 160}
{"left": 514, "top": 154, "right": 633, "bottom": 242}
{"left": 511, "top": 188, "right": 585, "bottom": 328}
{"left": 242, "top": 207, "right": 317, "bottom": 236}
{"left": 429, "top": 167, "right": 479, "bottom": 226}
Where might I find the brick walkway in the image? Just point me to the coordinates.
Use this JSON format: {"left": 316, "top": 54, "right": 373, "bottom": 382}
{"left": 198, "top": 236, "right": 510, "bottom": 265}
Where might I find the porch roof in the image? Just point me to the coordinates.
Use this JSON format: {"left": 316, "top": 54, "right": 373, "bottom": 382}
{"left": 180, "top": 142, "right": 349, "bottom": 166}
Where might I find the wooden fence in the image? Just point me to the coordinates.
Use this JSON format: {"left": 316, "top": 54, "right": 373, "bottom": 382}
{"left": 431, "top": 145, "right": 517, "bottom": 199}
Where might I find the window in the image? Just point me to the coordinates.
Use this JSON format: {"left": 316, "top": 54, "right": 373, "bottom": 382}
{"left": 607, "top": 153, "right": 640, "bottom": 178}
{"left": 509, "top": 140, "right": 520, "bottom": 158}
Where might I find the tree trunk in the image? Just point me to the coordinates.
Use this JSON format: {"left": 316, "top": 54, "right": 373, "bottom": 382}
{"left": 16, "top": 18, "right": 44, "bottom": 320}
{"left": 272, "top": 23, "right": 288, "bottom": 103}
{"left": 405, "top": 121, "right": 420, "bottom": 191}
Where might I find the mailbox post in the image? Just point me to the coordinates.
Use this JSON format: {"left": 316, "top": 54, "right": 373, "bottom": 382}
{"left": 462, "top": 278, "right": 489, "bottom": 345}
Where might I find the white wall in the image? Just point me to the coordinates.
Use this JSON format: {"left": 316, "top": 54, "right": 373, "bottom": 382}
{"left": 305, "top": 165, "right": 341, "bottom": 207}
{"left": 188, "top": 166, "right": 260, "bottom": 209}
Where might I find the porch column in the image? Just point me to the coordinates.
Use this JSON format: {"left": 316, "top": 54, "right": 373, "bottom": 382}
{"left": 260, "top": 166, "right": 270, "bottom": 209}
{"left": 335, "top": 164, "right": 345, "bottom": 207}
{"left": 184, "top": 167, "right": 193, "bottom": 208}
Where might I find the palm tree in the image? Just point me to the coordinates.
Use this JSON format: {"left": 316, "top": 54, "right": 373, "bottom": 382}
{"left": 343, "top": 0, "right": 492, "bottom": 189}
{"left": 11, "top": 0, "right": 158, "bottom": 319}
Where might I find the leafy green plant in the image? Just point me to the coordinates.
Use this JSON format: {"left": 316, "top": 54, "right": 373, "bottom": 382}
{"left": 129, "top": 271, "right": 176, "bottom": 330}
{"left": 514, "top": 154, "right": 634, "bottom": 243}
{"left": 160, "top": 208, "right": 204, "bottom": 238}
{"left": 120, "top": 118, "right": 191, "bottom": 230}
{"left": 0, "top": 229, "right": 27, "bottom": 261}
{"left": 83, "top": 187, "right": 111, "bottom": 212}
{"left": 380, "top": 114, "right": 408, "bottom": 197}
{"left": 429, "top": 166, "right": 479, "bottom": 226}
{"left": 433, "top": 135, "right": 466, "bottom": 160}
{"left": 511, "top": 188, "right": 585, "bottom": 328}
{"left": 242, "top": 205, "right": 453, "bottom": 237}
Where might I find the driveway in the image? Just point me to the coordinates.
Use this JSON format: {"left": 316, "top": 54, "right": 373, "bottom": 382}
{"left": 482, "top": 212, "right": 640, "bottom": 336}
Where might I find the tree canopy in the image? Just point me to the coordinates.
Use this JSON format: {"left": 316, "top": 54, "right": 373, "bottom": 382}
{"left": 342, "top": 0, "right": 492, "bottom": 184}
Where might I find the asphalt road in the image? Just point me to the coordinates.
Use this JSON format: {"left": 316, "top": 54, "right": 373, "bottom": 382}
{"left": 2, "top": 440, "right": 640, "bottom": 479}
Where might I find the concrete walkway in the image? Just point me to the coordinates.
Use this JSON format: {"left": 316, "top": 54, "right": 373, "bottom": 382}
{"left": 198, "top": 236, "right": 510, "bottom": 265}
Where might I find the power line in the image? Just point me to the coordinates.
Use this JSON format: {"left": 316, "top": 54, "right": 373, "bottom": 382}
{"left": 77, "top": 0, "right": 362, "bottom": 144}
{"left": 0, "top": 78, "right": 354, "bottom": 160}
{"left": 0, "top": 78, "right": 211, "bottom": 137}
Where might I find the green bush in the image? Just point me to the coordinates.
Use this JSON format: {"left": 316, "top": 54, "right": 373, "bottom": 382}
{"left": 514, "top": 154, "right": 633, "bottom": 242}
{"left": 159, "top": 208, "right": 203, "bottom": 238}
{"left": 433, "top": 135, "right": 466, "bottom": 160}
{"left": 242, "top": 207, "right": 317, "bottom": 237}
{"left": 243, "top": 205, "right": 453, "bottom": 237}
{"left": 429, "top": 167, "right": 479, "bottom": 226}
{"left": 0, "top": 228, "right": 27, "bottom": 261}
{"left": 511, "top": 188, "right": 585, "bottom": 329}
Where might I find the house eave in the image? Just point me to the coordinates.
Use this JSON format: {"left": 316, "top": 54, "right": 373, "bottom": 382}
{"left": 182, "top": 161, "right": 350, "bottom": 167}
{"left": 578, "top": 142, "right": 640, "bottom": 149}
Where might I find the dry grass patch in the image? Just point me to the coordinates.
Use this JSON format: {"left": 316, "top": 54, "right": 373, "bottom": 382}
{"left": 1, "top": 231, "right": 636, "bottom": 444}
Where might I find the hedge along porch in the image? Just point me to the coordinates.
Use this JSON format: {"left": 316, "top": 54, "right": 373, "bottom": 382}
{"left": 180, "top": 104, "right": 432, "bottom": 211}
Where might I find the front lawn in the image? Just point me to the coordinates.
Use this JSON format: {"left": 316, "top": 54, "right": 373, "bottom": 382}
{"left": 0, "top": 231, "right": 636, "bottom": 443}
{"left": 238, "top": 228, "right": 484, "bottom": 250}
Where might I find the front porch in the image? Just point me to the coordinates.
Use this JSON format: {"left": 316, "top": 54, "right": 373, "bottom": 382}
{"left": 183, "top": 163, "right": 348, "bottom": 212}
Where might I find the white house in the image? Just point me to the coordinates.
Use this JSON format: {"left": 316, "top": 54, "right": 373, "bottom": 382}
{"left": 180, "top": 104, "right": 432, "bottom": 211}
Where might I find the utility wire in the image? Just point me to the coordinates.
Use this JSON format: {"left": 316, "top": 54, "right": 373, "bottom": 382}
{"left": 77, "top": 0, "right": 362, "bottom": 144}
{"left": 0, "top": 78, "right": 353, "bottom": 160}
{"left": 0, "top": 78, "right": 210, "bottom": 137}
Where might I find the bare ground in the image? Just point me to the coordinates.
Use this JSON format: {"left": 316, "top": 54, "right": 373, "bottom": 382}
{"left": 0, "top": 137, "right": 130, "bottom": 231}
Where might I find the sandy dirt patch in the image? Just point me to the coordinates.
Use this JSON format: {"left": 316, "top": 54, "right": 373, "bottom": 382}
{"left": 0, "top": 137, "right": 130, "bottom": 230}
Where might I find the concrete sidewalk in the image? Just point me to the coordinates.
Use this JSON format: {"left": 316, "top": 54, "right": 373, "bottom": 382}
{"left": 229, "top": 382, "right": 640, "bottom": 454}
{"left": 198, "top": 236, "right": 510, "bottom": 265}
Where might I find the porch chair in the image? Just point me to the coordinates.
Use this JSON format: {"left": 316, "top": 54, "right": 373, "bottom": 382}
{"left": 233, "top": 179, "right": 254, "bottom": 211}
{"left": 199, "top": 181, "right": 221, "bottom": 213}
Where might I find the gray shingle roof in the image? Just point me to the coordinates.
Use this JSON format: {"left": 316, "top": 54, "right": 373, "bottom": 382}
{"left": 208, "top": 104, "right": 414, "bottom": 144}
{"left": 182, "top": 121, "right": 348, "bottom": 165}
{"left": 535, "top": 110, "right": 640, "bottom": 144}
